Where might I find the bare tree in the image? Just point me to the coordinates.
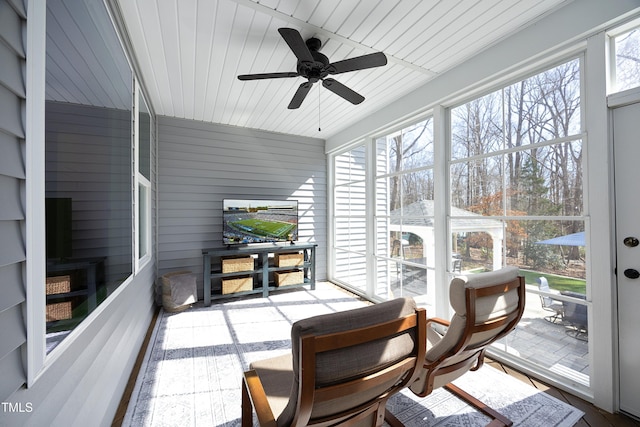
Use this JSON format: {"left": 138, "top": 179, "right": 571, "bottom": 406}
{"left": 615, "top": 29, "right": 640, "bottom": 91}
{"left": 388, "top": 118, "right": 433, "bottom": 211}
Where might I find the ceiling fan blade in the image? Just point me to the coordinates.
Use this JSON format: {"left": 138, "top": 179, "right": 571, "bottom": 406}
{"left": 288, "top": 81, "right": 313, "bottom": 109}
{"left": 328, "top": 52, "right": 388, "bottom": 75}
{"left": 238, "top": 72, "right": 299, "bottom": 81}
{"left": 278, "top": 28, "right": 314, "bottom": 63}
{"left": 322, "top": 78, "right": 365, "bottom": 105}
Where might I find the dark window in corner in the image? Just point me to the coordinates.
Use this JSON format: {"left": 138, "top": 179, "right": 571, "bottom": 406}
{"left": 45, "top": 0, "right": 133, "bottom": 352}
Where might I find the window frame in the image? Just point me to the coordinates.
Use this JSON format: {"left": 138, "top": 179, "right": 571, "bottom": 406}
{"left": 135, "top": 86, "right": 152, "bottom": 272}
{"left": 447, "top": 55, "right": 590, "bottom": 389}
{"left": 329, "top": 52, "right": 593, "bottom": 396}
{"left": 26, "top": 0, "right": 153, "bottom": 384}
{"left": 372, "top": 118, "right": 436, "bottom": 301}
{"left": 332, "top": 143, "right": 369, "bottom": 294}
{"left": 607, "top": 19, "right": 640, "bottom": 94}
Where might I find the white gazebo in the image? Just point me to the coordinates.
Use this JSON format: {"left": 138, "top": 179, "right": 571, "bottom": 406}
{"left": 386, "top": 200, "right": 504, "bottom": 307}
{"left": 390, "top": 200, "right": 504, "bottom": 272}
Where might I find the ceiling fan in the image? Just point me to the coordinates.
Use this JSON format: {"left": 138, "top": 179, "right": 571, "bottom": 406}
{"left": 237, "top": 28, "right": 388, "bottom": 109}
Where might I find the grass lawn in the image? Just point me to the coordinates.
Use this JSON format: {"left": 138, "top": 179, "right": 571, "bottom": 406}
{"left": 521, "top": 269, "right": 586, "bottom": 294}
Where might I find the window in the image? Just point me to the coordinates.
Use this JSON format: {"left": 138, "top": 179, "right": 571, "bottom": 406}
{"left": 44, "top": 0, "right": 150, "bottom": 353}
{"left": 374, "top": 119, "right": 434, "bottom": 302}
{"left": 612, "top": 26, "right": 640, "bottom": 92}
{"left": 330, "top": 56, "right": 589, "bottom": 390}
{"left": 331, "top": 119, "right": 436, "bottom": 303}
{"left": 137, "top": 92, "right": 151, "bottom": 263}
{"left": 333, "top": 145, "right": 367, "bottom": 292}
{"left": 450, "top": 58, "right": 589, "bottom": 386}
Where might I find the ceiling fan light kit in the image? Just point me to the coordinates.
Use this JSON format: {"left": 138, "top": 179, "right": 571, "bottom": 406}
{"left": 237, "top": 28, "right": 387, "bottom": 109}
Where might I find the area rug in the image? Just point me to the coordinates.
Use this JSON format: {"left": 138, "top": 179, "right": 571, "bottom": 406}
{"left": 123, "top": 282, "right": 584, "bottom": 427}
{"left": 387, "top": 364, "right": 584, "bottom": 426}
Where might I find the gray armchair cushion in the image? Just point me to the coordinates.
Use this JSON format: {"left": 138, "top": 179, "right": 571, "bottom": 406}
{"left": 249, "top": 353, "right": 293, "bottom": 423}
{"left": 276, "top": 297, "right": 418, "bottom": 426}
{"left": 426, "top": 266, "right": 520, "bottom": 364}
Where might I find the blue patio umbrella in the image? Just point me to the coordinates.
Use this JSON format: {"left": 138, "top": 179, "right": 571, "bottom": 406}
{"left": 536, "top": 231, "right": 585, "bottom": 246}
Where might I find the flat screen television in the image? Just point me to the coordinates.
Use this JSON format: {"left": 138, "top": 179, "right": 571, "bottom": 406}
{"left": 223, "top": 199, "right": 298, "bottom": 245}
{"left": 46, "top": 197, "right": 73, "bottom": 260}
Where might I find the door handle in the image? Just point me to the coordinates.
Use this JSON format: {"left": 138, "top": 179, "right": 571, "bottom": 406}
{"left": 624, "top": 269, "right": 640, "bottom": 279}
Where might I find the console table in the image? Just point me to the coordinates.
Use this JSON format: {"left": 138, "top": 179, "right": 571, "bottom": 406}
{"left": 45, "top": 257, "right": 106, "bottom": 324}
{"left": 202, "top": 243, "right": 317, "bottom": 306}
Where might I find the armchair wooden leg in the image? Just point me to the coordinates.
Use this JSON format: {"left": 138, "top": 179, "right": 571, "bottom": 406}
{"left": 444, "top": 383, "right": 513, "bottom": 427}
{"left": 384, "top": 409, "right": 405, "bottom": 427}
{"left": 241, "top": 378, "right": 253, "bottom": 427}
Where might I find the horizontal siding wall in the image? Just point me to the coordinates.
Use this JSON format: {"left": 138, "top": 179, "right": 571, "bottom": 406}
{"left": 3, "top": 264, "right": 156, "bottom": 427}
{"left": 158, "top": 117, "right": 327, "bottom": 298}
{"left": 45, "top": 101, "right": 133, "bottom": 288}
{"left": 4, "top": 102, "right": 158, "bottom": 426}
{"left": 0, "top": 0, "right": 27, "bottom": 402}
{"left": 0, "top": 0, "right": 160, "bottom": 424}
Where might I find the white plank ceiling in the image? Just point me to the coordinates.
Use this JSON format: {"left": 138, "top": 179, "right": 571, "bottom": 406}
{"left": 116, "top": 0, "right": 571, "bottom": 139}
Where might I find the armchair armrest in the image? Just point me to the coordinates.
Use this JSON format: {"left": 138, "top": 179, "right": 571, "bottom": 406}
{"left": 242, "top": 369, "right": 277, "bottom": 427}
{"left": 426, "top": 317, "right": 450, "bottom": 336}
{"left": 427, "top": 317, "right": 450, "bottom": 327}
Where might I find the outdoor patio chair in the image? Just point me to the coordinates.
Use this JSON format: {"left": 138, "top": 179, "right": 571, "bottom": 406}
{"left": 399, "top": 267, "right": 525, "bottom": 427}
{"left": 452, "top": 258, "right": 462, "bottom": 273}
{"left": 241, "top": 297, "right": 427, "bottom": 427}
{"left": 561, "top": 290, "right": 588, "bottom": 341}
{"left": 537, "top": 277, "right": 564, "bottom": 323}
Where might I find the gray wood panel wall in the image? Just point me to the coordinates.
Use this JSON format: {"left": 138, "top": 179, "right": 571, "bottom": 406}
{"left": 157, "top": 117, "right": 327, "bottom": 298}
{"left": 0, "top": 0, "right": 27, "bottom": 403}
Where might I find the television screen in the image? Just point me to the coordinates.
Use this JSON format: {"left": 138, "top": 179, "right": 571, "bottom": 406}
{"left": 223, "top": 199, "right": 298, "bottom": 245}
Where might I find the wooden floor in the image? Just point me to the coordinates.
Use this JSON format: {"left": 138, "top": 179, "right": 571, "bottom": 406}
{"left": 112, "top": 308, "right": 640, "bottom": 427}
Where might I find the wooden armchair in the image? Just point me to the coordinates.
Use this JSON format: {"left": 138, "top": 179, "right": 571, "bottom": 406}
{"left": 241, "top": 297, "right": 427, "bottom": 427}
{"left": 405, "top": 267, "right": 526, "bottom": 427}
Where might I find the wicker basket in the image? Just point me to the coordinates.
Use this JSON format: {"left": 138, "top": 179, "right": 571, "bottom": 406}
{"left": 222, "top": 257, "right": 254, "bottom": 273}
{"left": 275, "top": 252, "right": 304, "bottom": 267}
{"left": 46, "top": 301, "right": 72, "bottom": 321}
{"left": 222, "top": 276, "right": 253, "bottom": 294}
{"left": 275, "top": 270, "right": 304, "bottom": 287}
{"left": 46, "top": 275, "right": 71, "bottom": 295}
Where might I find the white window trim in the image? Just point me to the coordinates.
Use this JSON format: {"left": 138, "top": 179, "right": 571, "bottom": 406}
{"left": 134, "top": 84, "right": 152, "bottom": 273}
{"left": 25, "top": 0, "right": 48, "bottom": 386}
{"left": 136, "top": 178, "right": 152, "bottom": 271}
{"left": 585, "top": 30, "right": 616, "bottom": 413}
{"left": 26, "top": 0, "right": 148, "bottom": 384}
{"left": 606, "top": 18, "right": 640, "bottom": 94}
